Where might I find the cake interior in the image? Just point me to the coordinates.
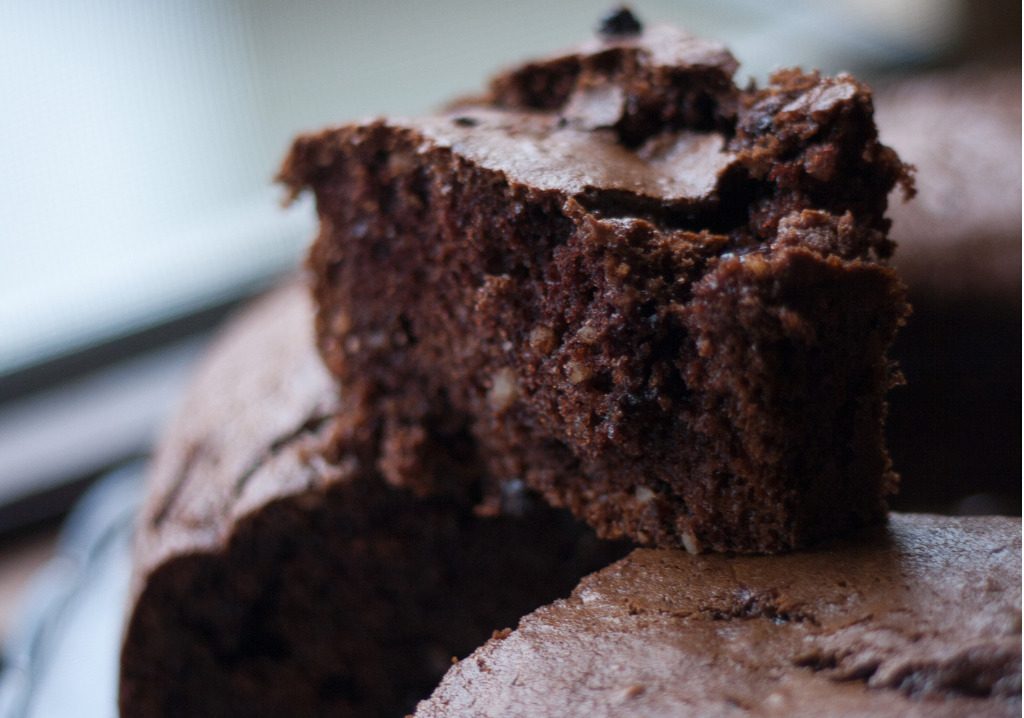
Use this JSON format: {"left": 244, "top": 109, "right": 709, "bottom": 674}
{"left": 120, "top": 472, "right": 624, "bottom": 716}
{"left": 285, "top": 63, "right": 910, "bottom": 551}
{"left": 888, "top": 296, "right": 1022, "bottom": 514}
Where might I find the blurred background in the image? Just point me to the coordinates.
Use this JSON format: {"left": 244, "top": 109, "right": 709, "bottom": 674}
{"left": 0, "top": 0, "right": 1018, "bottom": 712}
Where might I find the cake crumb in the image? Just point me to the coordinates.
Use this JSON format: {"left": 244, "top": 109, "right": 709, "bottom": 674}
{"left": 566, "top": 360, "right": 593, "bottom": 384}
{"left": 576, "top": 322, "right": 601, "bottom": 344}
{"left": 616, "top": 684, "right": 646, "bottom": 701}
{"left": 330, "top": 310, "right": 351, "bottom": 335}
{"left": 488, "top": 368, "right": 518, "bottom": 412}
{"left": 529, "top": 326, "right": 556, "bottom": 354}
{"left": 742, "top": 253, "right": 770, "bottom": 277}
{"left": 680, "top": 529, "right": 700, "bottom": 554}
{"left": 387, "top": 150, "right": 416, "bottom": 176}
{"left": 634, "top": 486, "right": 655, "bottom": 504}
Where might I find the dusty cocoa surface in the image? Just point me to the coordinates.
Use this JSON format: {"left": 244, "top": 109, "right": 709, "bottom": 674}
{"left": 417, "top": 513, "right": 1022, "bottom": 718}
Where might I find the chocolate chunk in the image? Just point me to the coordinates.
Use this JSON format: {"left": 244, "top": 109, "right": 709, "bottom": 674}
{"left": 597, "top": 6, "right": 643, "bottom": 38}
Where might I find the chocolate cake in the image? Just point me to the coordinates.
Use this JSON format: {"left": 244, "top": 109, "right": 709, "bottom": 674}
{"left": 118, "top": 283, "right": 625, "bottom": 717}
{"left": 875, "top": 70, "right": 1022, "bottom": 514}
{"left": 416, "top": 513, "right": 1022, "bottom": 717}
{"left": 280, "top": 16, "right": 912, "bottom": 553}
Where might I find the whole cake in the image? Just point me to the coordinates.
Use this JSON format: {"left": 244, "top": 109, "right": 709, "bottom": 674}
{"left": 875, "top": 70, "right": 1022, "bottom": 514}
{"left": 416, "top": 514, "right": 1022, "bottom": 717}
{"left": 280, "top": 16, "right": 912, "bottom": 554}
{"left": 118, "top": 283, "right": 624, "bottom": 716}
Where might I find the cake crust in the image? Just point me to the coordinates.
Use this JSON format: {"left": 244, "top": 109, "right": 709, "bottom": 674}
{"left": 416, "top": 513, "right": 1022, "bottom": 718}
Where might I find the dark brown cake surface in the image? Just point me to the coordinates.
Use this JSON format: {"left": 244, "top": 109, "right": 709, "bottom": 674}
{"left": 416, "top": 513, "right": 1022, "bottom": 718}
{"left": 875, "top": 70, "right": 1022, "bottom": 514}
{"left": 281, "top": 20, "right": 911, "bottom": 553}
{"left": 119, "top": 283, "right": 625, "bottom": 717}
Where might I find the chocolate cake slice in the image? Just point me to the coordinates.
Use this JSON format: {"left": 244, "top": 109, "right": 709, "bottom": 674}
{"left": 280, "top": 16, "right": 912, "bottom": 553}
{"left": 118, "top": 283, "right": 624, "bottom": 717}
{"left": 416, "top": 514, "right": 1022, "bottom": 718}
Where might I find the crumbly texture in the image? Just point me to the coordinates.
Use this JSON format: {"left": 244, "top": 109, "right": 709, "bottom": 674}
{"left": 416, "top": 513, "right": 1022, "bottom": 718}
{"left": 281, "top": 25, "right": 911, "bottom": 553}
{"left": 119, "top": 283, "right": 625, "bottom": 717}
{"left": 875, "top": 70, "right": 1022, "bottom": 515}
